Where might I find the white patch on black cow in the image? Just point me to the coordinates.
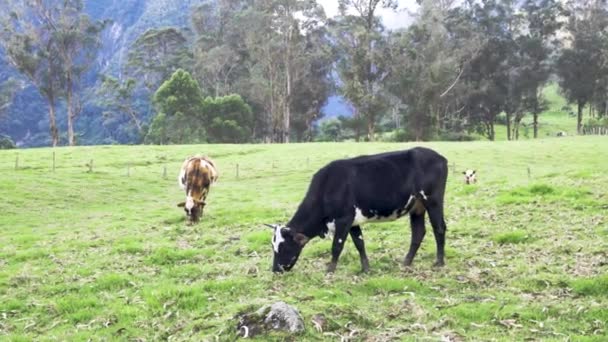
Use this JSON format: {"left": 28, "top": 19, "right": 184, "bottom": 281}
{"left": 352, "top": 195, "right": 418, "bottom": 226}
{"left": 326, "top": 220, "right": 336, "bottom": 237}
{"left": 272, "top": 225, "right": 285, "bottom": 253}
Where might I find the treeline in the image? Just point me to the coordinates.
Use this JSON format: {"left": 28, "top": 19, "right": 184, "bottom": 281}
{"left": 2, "top": 0, "right": 608, "bottom": 147}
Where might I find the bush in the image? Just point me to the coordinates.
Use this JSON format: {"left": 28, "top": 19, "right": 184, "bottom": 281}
{"left": 0, "top": 134, "right": 16, "bottom": 149}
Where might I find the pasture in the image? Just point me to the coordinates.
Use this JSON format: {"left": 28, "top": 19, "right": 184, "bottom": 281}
{"left": 0, "top": 137, "right": 607, "bottom": 341}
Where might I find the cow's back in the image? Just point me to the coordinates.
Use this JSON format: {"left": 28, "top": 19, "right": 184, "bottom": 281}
{"left": 317, "top": 148, "right": 447, "bottom": 216}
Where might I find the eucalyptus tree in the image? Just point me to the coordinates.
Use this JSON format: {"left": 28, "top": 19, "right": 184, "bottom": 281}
{"left": 461, "top": 0, "right": 513, "bottom": 141}
{"left": 191, "top": 0, "right": 245, "bottom": 97}
{"left": 388, "top": 0, "right": 482, "bottom": 141}
{"left": 126, "top": 27, "right": 191, "bottom": 93}
{"left": 231, "top": 0, "right": 330, "bottom": 142}
{"left": 517, "top": 0, "right": 564, "bottom": 138}
{"left": 0, "top": 0, "right": 62, "bottom": 146}
{"left": 0, "top": 78, "right": 21, "bottom": 119}
{"left": 51, "top": 0, "right": 107, "bottom": 145}
{"left": 331, "top": 0, "right": 396, "bottom": 141}
{"left": 557, "top": 0, "right": 608, "bottom": 134}
{"left": 96, "top": 75, "right": 142, "bottom": 138}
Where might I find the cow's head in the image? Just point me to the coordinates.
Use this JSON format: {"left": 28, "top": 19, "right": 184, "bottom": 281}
{"left": 177, "top": 195, "right": 206, "bottom": 224}
{"left": 463, "top": 169, "right": 477, "bottom": 184}
{"left": 266, "top": 224, "right": 309, "bottom": 273}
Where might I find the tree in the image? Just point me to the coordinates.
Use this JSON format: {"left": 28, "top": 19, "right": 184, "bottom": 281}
{"left": 557, "top": 0, "right": 608, "bottom": 134}
{"left": 127, "top": 27, "right": 191, "bottom": 92}
{"left": 519, "top": 0, "right": 563, "bottom": 138}
{"left": 146, "top": 69, "right": 206, "bottom": 144}
{"left": 0, "top": 78, "right": 21, "bottom": 118}
{"left": 462, "top": 0, "right": 512, "bottom": 141}
{"left": 317, "top": 118, "right": 343, "bottom": 142}
{"left": 388, "top": 0, "right": 481, "bottom": 141}
{"left": 191, "top": 1, "right": 245, "bottom": 98}
{"left": 0, "top": 0, "right": 63, "bottom": 146}
{"left": 232, "top": 0, "right": 330, "bottom": 143}
{"left": 49, "top": 0, "right": 107, "bottom": 146}
{"left": 332, "top": 0, "right": 396, "bottom": 141}
{"left": 204, "top": 94, "right": 253, "bottom": 143}
{"left": 96, "top": 75, "right": 143, "bottom": 138}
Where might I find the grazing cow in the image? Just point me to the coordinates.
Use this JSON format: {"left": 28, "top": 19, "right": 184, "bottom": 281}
{"left": 556, "top": 131, "right": 567, "bottom": 137}
{"left": 177, "top": 156, "right": 219, "bottom": 224}
{"left": 462, "top": 169, "right": 477, "bottom": 184}
{"left": 268, "top": 147, "right": 448, "bottom": 273}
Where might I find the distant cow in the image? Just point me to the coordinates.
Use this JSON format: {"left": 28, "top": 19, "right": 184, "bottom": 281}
{"left": 268, "top": 147, "right": 448, "bottom": 273}
{"left": 177, "top": 156, "right": 219, "bottom": 224}
{"left": 463, "top": 169, "right": 477, "bottom": 184}
{"left": 556, "top": 131, "right": 567, "bottom": 137}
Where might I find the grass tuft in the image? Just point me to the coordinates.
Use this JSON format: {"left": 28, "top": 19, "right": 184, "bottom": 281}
{"left": 492, "top": 230, "right": 530, "bottom": 244}
{"left": 570, "top": 275, "right": 608, "bottom": 297}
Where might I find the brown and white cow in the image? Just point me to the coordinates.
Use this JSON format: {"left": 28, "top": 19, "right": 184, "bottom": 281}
{"left": 177, "top": 156, "right": 219, "bottom": 224}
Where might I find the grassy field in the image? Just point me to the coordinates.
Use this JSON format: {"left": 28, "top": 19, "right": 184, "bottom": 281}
{"left": 1, "top": 137, "right": 607, "bottom": 341}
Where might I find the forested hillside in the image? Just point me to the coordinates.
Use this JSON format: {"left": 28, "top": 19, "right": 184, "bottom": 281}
{"left": 1, "top": 0, "right": 608, "bottom": 147}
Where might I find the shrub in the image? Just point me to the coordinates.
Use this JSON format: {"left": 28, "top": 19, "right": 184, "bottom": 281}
{"left": 0, "top": 134, "right": 16, "bottom": 149}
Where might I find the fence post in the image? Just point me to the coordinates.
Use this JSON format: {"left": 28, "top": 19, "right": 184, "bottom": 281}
{"left": 236, "top": 163, "right": 239, "bottom": 179}
{"left": 163, "top": 165, "right": 167, "bottom": 179}
{"left": 15, "top": 153, "right": 19, "bottom": 170}
{"left": 52, "top": 151, "right": 56, "bottom": 172}
{"left": 88, "top": 159, "right": 93, "bottom": 173}
{"left": 527, "top": 166, "right": 531, "bottom": 181}
{"left": 127, "top": 162, "right": 130, "bottom": 177}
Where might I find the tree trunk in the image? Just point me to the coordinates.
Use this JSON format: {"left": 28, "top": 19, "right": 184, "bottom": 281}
{"left": 66, "top": 71, "right": 76, "bottom": 146}
{"left": 47, "top": 97, "right": 59, "bottom": 147}
{"left": 577, "top": 100, "right": 584, "bottom": 134}
{"left": 533, "top": 112, "right": 538, "bottom": 139}
{"left": 506, "top": 111, "right": 512, "bottom": 141}
{"left": 367, "top": 118, "right": 375, "bottom": 142}
{"left": 282, "top": 23, "right": 293, "bottom": 144}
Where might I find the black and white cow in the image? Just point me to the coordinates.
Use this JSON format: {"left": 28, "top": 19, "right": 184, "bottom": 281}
{"left": 462, "top": 169, "right": 477, "bottom": 184}
{"left": 268, "top": 147, "right": 448, "bottom": 273}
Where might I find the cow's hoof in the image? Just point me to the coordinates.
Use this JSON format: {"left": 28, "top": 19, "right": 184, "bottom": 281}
{"left": 360, "top": 260, "right": 370, "bottom": 273}
{"left": 404, "top": 258, "right": 413, "bottom": 267}
{"left": 433, "top": 260, "right": 445, "bottom": 268}
{"left": 326, "top": 262, "right": 337, "bottom": 273}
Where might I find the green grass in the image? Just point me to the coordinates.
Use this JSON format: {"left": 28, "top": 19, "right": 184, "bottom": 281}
{"left": 1, "top": 137, "right": 607, "bottom": 340}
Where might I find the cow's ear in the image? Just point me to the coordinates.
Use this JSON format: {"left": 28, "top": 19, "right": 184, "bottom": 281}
{"left": 472, "top": 170, "right": 476, "bottom": 175}
{"left": 294, "top": 233, "right": 309, "bottom": 247}
{"left": 264, "top": 224, "right": 277, "bottom": 229}
{"left": 177, "top": 202, "right": 186, "bottom": 207}
{"left": 462, "top": 171, "right": 466, "bottom": 175}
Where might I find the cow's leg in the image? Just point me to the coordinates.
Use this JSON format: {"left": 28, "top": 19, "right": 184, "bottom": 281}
{"left": 327, "top": 218, "right": 352, "bottom": 273}
{"left": 404, "top": 211, "right": 426, "bottom": 267}
{"left": 349, "top": 225, "right": 369, "bottom": 273}
{"left": 427, "top": 203, "right": 446, "bottom": 267}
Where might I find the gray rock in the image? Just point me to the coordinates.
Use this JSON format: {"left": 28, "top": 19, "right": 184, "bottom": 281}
{"left": 236, "top": 301, "right": 305, "bottom": 338}
{"left": 257, "top": 301, "right": 305, "bottom": 333}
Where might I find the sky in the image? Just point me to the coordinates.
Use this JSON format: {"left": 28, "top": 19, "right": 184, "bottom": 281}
{"left": 316, "top": 0, "right": 419, "bottom": 29}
